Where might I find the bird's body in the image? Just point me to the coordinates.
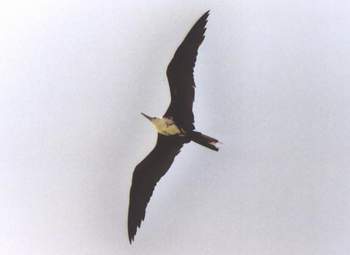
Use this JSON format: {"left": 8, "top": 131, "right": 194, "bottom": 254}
{"left": 128, "top": 11, "right": 220, "bottom": 243}
{"left": 151, "top": 117, "right": 183, "bottom": 136}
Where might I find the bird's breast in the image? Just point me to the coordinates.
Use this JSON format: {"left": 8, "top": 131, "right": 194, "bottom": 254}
{"left": 153, "top": 118, "right": 182, "bottom": 136}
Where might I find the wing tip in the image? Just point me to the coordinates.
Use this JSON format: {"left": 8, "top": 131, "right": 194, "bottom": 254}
{"left": 200, "top": 10, "right": 210, "bottom": 33}
{"left": 201, "top": 11, "right": 209, "bottom": 23}
{"left": 128, "top": 227, "right": 136, "bottom": 244}
{"left": 128, "top": 216, "right": 144, "bottom": 244}
{"left": 203, "top": 10, "right": 210, "bottom": 20}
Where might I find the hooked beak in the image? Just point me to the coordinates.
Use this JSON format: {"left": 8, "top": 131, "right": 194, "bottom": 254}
{"left": 141, "top": 112, "right": 153, "bottom": 121}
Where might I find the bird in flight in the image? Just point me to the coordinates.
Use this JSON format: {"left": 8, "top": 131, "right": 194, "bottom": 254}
{"left": 128, "top": 10, "right": 219, "bottom": 243}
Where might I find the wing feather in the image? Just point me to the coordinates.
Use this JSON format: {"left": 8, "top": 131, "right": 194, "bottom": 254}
{"left": 128, "top": 135, "right": 185, "bottom": 243}
{"left": 164, "top": 11, "right": 209, "bottom": 131}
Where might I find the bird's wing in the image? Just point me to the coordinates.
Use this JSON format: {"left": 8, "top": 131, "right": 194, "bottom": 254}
{"left": 164, "top": 11, "right": 209, "bottom": 131}
{"left": 128, "top": 134, "right": 185, "bottom": 243}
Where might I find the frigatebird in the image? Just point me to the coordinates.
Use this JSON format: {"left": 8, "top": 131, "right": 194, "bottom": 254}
{"left": 128, "top": 10, "right": 219, "bottom": 243}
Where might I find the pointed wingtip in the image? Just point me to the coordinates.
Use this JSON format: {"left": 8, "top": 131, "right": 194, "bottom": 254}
{"left": 128, "top": 224, "right": 135, "bottom": 244}
{"left": 203, "top": 10, "right": 210, "bottom": 19}
{"left": 128, "top": 233, "right": 134, "bottom": 244}
{"left": 200, "top": 10, "right": 210, "bottom": 32}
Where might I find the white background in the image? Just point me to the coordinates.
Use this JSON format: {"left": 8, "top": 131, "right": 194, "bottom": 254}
{"left": 1, "top": 1, "right": 350, "bottom": 254}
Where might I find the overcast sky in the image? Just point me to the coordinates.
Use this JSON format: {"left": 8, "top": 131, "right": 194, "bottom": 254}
{"left": 1, "top": 1, "right": 350, "bottom": 254}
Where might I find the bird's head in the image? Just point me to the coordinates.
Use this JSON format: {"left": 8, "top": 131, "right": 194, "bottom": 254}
{"left": 141, "top": 112, "right": 157, "bottom": 123}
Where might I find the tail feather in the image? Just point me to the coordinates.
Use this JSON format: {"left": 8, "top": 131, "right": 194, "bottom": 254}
{"left": 190, "top": 131, "right": 219, "bottom": 151}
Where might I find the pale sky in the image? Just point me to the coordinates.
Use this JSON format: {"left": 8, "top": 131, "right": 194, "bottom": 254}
{"left": 1, "top": 1, "right": 350, "bottom": 254}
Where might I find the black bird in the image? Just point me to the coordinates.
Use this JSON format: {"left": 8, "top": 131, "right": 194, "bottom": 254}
{"left": 128, "top": 11, "right": 219, "bottom": 243}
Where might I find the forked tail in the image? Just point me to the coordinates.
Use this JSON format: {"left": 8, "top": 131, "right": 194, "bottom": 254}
{"left": 190, "top": 131, "right": 219, "bottom": 151}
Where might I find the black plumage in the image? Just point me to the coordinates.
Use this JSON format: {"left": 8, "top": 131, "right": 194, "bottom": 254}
{"left": 128, "top": 11, "right": 216, "bottom": 243}
{"left": 128, "top": 135, "right": 186, "bottom": 243}
{"left": 164, "top": 10, "right": 209, "bottom": 131}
